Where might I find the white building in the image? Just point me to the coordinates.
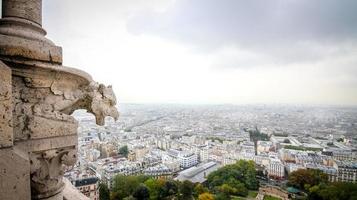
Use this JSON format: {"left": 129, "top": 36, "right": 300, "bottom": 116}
{"left": 285, "top": 163, "right": 305, "bottom": 174}
{"left": 200, "top": 147, "right": 209, "bottom": 162}
{"left": 268, "top": 159, "right": 285, "bottom": 179}
{"left": 178, "top": 151, "right": 198, "bottom": 168}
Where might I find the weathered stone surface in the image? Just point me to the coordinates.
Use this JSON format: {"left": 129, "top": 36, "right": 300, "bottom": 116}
{"left": 30, "top": 147, "right": 77, "bottom": 199}
{"left": 0, "top": 61, "right": 13, "bottom": 147}
{"left": 0, "top": 147, "right": 31, "bottom": 200}
{"left": 28, "top": 116, "right": 78, "bottom": 139}
{"left": 63, "top": 178, "right": 90, "bottom": 200}
{"left": 16, "top": 135, "right": 78, "bottom": 152}
{"left": 8, "top": 63, "right": 118, "bottom": 140}
{"left": 2, "top": 0, "right": 42, "bottom": 25}
{"left": 0, "top": 34, "right": 62, "bottom": 63}
{"left": 0, "top": 0, "right": 62, "bottom": 63}
{"left": 0, "top": 0, "right": 119, "bottom": 199}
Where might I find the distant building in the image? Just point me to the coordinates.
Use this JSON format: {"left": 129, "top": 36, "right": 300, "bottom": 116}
{"left": 199, "top": 147, "right": 209, "bottom": 162}
{"left": 257, "top": 141, "right": 273, "bottom": 155}
{"left": 334, "top": 160, "right": 357, "bottom": 183}
{"left": 178, "top": 151, "right": 198, "bottom": 168}
{"left": 323, "top": 149, "right": 357, "bottom": 161}
{"left": 268, "top": 159, "right": 285, "bottom": 179}
{"left": 143, "top": 164, "right": 172, "bottom": 179}
{"left": 175, "top": 161, "right": 220, "bottom": 183}
{"left": 128, "top": 151, "right": 136, "bottom": 161}
{"left": 72, "top": 177, "right": 99, "bottom": 200}
{"left": 285, "top": 163, "right": 305, "bottom": 174}
{"left": 168, "top": 149, "right": 198, "bottom": 168}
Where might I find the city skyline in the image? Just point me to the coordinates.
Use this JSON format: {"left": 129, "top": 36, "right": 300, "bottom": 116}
{"left": 1, "top": 1, "right": 356, "bottom": 199}
{"left": 37, "top": 0, "right": 357, "bottom": 105}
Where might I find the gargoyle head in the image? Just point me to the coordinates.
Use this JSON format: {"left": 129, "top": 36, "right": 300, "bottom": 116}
{"left": 89, "top": 82, "right": 119, "bottom": 125}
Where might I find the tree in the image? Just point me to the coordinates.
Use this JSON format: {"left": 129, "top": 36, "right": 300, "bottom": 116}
{"left": 158, "top": 180, "right": 179, "bottom": 199}
{"left": 310, "top": 182, "right": 357, "bottom": 200}
{"left": 288, "top": 169, "right": 328, "bottom": 190}
{"left": 218, "top": 184, "right": 236, "bottom": 196}
{"left": 119, "top": 145, "right": 129, "bottom": 158}
{"left": 198, "top": 192, "right": 215, "bottom": 200}
{"left": 111, "top": 175, "right": 150, "bottom": 199}
{"left": 214, "top": 192, "right": 230, "bottom": 200}
{"left": 133, "top": 184, "right": 150, "bottom": 200}
{"left": 123, "top": 196, "right": 136, "bottom": 200}
{"left": 99, "top": 182, "right": 110, "bottom": 200}
{"left": 179, "top": 180, "right": 194, "bottom": 200}
{"left": 194, "top": 183, "right": 209, "bottom": 197}
{"left": 144, "top": 178, "right": 165, "bottom": 200}
{"left": 206, "top": 159, "right": 258, "bottom": 195}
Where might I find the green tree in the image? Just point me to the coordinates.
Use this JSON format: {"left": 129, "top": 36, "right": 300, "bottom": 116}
{"left": 313, "top": 182, "right": 357, "bottom": 200}
{"left": 111, "top": 175, "right": 149, "bottom": 199}
{"left": 206, "top": 159, "right": 258, "bottom": 194}
{"left": 119, "top": 145, "right": 129, "bottom": 158}
{"left": 179, "top": 180, "right": 194, "bottom": 200}
{"left": 144, "top": 178, "right": 165, "bottom": 200}
{"left": 99, "top": 182, "right": 110, "bottom": 200}
{"left": 158, "top": 180, "right": 179, "bottom": 199}
{"left": 133, "top": 184, "right": 150, "bottom": 200}
{"left": 123, "top": 196, "right": 136, "bottom": 200}
{"left": 224, "top": 178, "right": 248, "bottom": 196}
{"left": 214, "top": 192, "right": 230, "bottom": 200}
{"left": 219, "top": 184, "right": 236, "bottom": 196}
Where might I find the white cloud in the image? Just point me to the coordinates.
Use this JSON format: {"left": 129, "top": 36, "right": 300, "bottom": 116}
{"left": 40, "top": 1, "right": 357, "bottom": 106}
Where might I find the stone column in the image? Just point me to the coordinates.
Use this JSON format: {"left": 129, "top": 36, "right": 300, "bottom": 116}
{"left": 0, "top": 0, "right": 119, "bottom": 200}
{"left": 0, "top": 0, "right": 62, "bottom": 63}
{"left": 2, "top": 0, "right": 42, "bottom": 25}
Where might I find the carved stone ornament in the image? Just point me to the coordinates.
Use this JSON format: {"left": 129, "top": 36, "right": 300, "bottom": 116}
{"left": 0, "top": 0, "right": 119, "bottom": 199}
{"left": 30, "top": 148, "right": 77, "bottom": 199}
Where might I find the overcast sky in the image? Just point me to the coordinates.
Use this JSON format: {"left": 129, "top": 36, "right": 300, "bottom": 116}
{"left": 39, "top": 0, "right": 357, "bottom": 105}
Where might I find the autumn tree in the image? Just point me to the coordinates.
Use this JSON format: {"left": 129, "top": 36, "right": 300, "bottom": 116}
{"left": 198, "top": 192, "right": 215, "bottom": 200}
{"left": 288, "top": 169, "right": 328, "bottom": 190}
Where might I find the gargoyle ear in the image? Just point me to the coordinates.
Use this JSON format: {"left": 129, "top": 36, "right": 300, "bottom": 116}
{"left": 98, "top": 84, "right": 105, "bottom": 94}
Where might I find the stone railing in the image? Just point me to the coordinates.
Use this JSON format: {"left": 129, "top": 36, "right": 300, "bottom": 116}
{"left": 0, "top": 0, "right": 118, "bottom": 199}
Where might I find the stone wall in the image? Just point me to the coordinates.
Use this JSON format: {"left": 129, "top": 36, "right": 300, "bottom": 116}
{"left": 258, "top": 186, "right": 290, "bottom": 200}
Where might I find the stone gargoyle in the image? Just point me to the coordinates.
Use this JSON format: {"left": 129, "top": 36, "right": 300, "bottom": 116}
{"left": 9, "top": 61, "right": 119, "bottom": 141}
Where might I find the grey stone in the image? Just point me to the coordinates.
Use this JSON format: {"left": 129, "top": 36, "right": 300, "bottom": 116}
{"left": 0, "top": 147, "right": 31, "bottom": 200}
{"left": 0, "top": 0, "right": 119, "bottom": 199}
{"left": 0, "top": 61, "right": 13, "bottom": 148}
{"left": 2, "top": 0, "right": 42, "bottom": 25}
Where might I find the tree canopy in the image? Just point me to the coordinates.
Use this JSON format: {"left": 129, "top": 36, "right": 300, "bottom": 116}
{"left": 119, "top": 145, "right": 129, "bottom": 158}
{"left": 108, "top": 170, "right": 251, "bottom": 200}
{"left": 288, "top": 168, "right": 328, "bottom": 190}
{"left": 206, "top": 160, "right": 258, "bottom": 198}
{"left": 288, "top": 168, "right": 357, "bottom": 200}
{"left": 198, "top": 192, "right": 215, "bottom": 200}
{"left": 99, "top": 182, "right": 110, "bottom": 200}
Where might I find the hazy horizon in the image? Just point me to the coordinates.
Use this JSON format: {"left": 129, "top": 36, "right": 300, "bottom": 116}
{"left": 12, "top": 0, "right": 357, "bottom": 105}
